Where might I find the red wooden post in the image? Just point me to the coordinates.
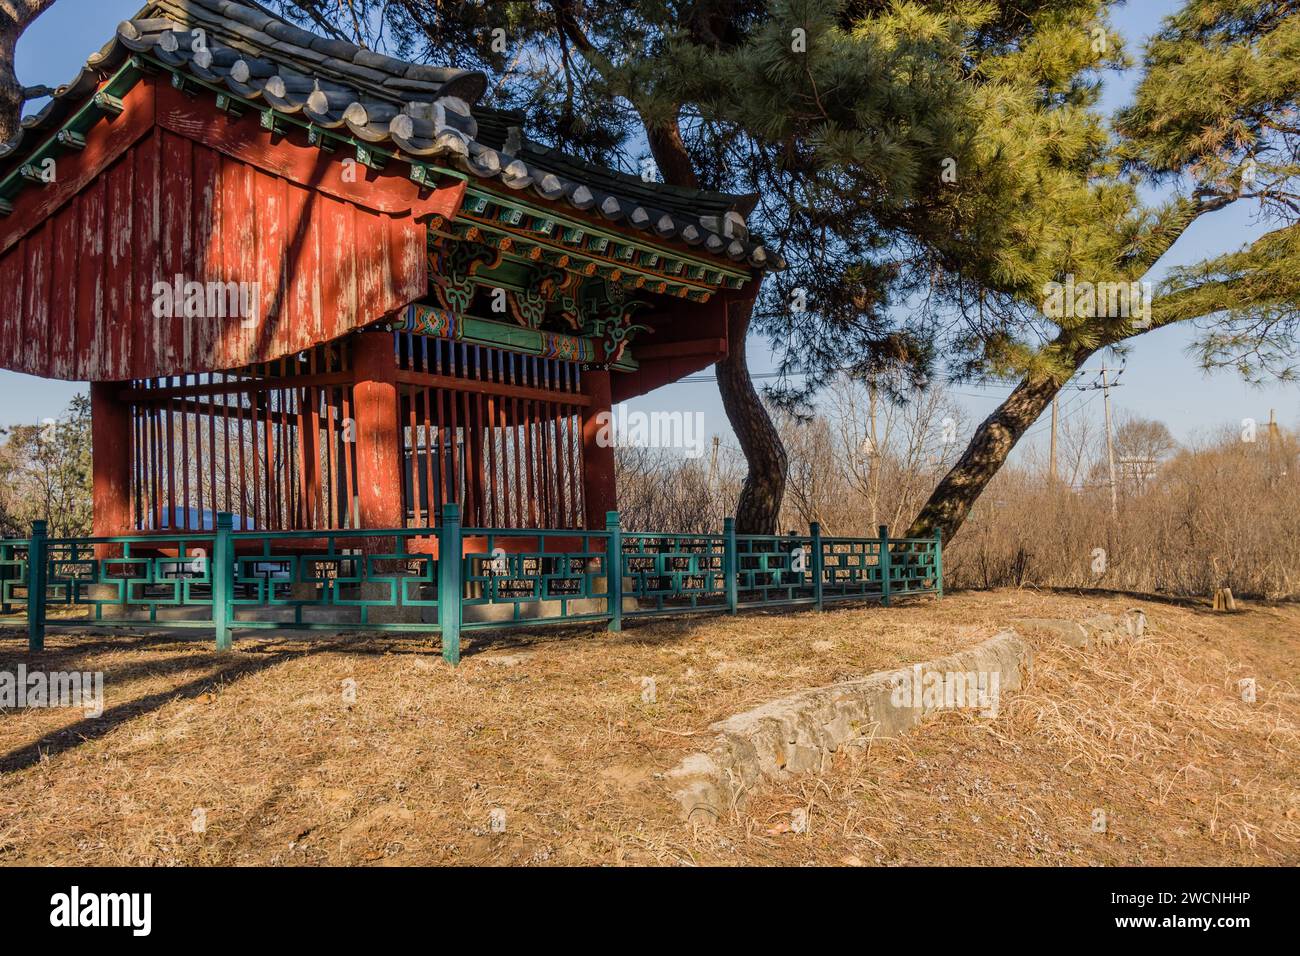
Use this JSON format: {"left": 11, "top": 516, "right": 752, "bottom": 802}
{"left": 580, "top": 368, "right": 616, "bottom": 530}
{"left": 91, "top": 381, "right": 133, "bottom": 550}
{"left": 352, "top": 332, "right": 404, "bottom": 531}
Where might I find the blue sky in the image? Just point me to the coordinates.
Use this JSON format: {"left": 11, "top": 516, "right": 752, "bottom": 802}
{"left": 2, "top": 0, "right": 1296, "bottom": 457}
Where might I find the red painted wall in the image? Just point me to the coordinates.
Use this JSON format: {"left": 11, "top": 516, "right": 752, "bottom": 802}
{"left": 0, "top": 76, "right": 463, "bottom": 382}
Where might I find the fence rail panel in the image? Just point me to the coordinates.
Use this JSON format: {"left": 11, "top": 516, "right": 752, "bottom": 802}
{"left": 225, "top": 526, "right": 440, "bottom": 633}
{"left": 35, "top": 530, "right": 219, "bottom": 629}
{"left": 460, "top": 524, "right": 611, "bottom": 631}
{"left": 0, "top": 515, "right": 941, "bottom": 659}
{"left": 821, "top": 536, "right": 884, "bottom": 603}
{"left": 0, "top": 538, "right": 31, "bottom": 613}
{"left": 735, "top": 533, "right": 817, "bottom": 608}
{"left": 621, "top": 531, "right": 729, "bottom": 617}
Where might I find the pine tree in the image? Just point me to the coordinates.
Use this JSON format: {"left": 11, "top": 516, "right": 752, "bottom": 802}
{"left": 674, "top": 0, "right": 1300, "bottom": 542}
{"left": 0, "top": 2, "right": 59, "bottom": 142}
{"left": 268, "top": 1, "right": 1299, "bottom": 543}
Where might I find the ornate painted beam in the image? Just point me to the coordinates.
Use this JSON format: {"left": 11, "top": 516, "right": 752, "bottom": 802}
{"left": 392, "top": 304, "right": 638, "bottom": 372}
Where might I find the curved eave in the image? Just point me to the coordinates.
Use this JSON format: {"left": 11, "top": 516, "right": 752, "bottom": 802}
{"left": 0, "top": 9, "right": 785, "bottom": 273}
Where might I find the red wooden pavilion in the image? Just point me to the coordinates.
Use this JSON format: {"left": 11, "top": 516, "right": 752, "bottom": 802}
{"left": 0, "top": 0, "right": 778, "bottom": 551}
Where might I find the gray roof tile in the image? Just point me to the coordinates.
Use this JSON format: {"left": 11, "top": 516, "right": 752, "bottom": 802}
{"left": 1, "top": 0, "right": 782, "bottom": 270}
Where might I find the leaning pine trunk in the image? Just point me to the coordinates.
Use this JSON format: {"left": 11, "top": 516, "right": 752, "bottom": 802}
{"left": 644, "top": 113, "right": 789, "bottom": 535}
{"left": 716, "top": 292, "right": 787, "bottom": 533}
{"left": 905, "top": 367, "right": 1082, "bottom": 545}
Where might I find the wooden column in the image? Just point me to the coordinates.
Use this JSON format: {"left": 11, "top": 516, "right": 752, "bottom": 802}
{"left": 580, "top": 368, "right": 616, "bottom": 529}
{"left": 352, "top": 332, "right": 404, "bottom": 530}
{"left": 91, "top": 381, "right": 133, "bottom": 539}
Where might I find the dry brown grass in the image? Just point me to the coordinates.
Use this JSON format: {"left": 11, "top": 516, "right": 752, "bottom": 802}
{"left": 724, "top": 597, "right": 1300, "bottom": 866}
{"left": 0, "top": 590, "right": 1294, "bottom": 866}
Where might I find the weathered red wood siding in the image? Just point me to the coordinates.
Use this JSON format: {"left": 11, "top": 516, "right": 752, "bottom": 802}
{"left": 0, "top": 75, "right": 464, "bottom": 381}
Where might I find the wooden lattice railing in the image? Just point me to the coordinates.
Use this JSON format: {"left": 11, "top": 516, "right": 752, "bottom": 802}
{"left": 0, "top": 509, "right": 941, "bottom": 665}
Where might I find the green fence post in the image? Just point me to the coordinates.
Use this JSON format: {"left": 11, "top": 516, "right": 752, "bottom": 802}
{"left": 438, "top": 503, "right": 462, "bottom": 665}
{"left": 933, "top": 528, "right": 944, "bottom": 599}
{"left": 26, "top": 521, "right": 47, "bottom": 652}
{"left": 213, "top": 513, "right": 233, "bottom": 651}
{"left": 605, "top": 511, "right": 623, "bottom": 632}
{"left": 723, "top": 517, "right": 738, "bottom": 615}
{"left": 810, "top": 522, "right": 824, "bottom": 610}
{"left": 879, "top": 524, "right": 891, "bottom": 608}
{"left": 2, "top": 543, "right": 13, "bottom": 615}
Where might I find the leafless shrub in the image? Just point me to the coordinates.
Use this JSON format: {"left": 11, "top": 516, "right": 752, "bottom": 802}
{"left": 613, "top": 377, "right": 1300, "bottom": 599}
{"left": 941, "top": 422, "right": 1300, "bottom": 598}
{"left": 614, "top": 443, "right": 743, "bottom": 533}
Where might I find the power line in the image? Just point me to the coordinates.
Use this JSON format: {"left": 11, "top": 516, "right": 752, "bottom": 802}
{"left": 676, "top": 367, "right": 1122, "bottom": 389}
{"left": 1021, "top": 390, "right": 1099, "bottom": 442}
{"left": 677, "top": 370, "right": 801, "bottom": 383}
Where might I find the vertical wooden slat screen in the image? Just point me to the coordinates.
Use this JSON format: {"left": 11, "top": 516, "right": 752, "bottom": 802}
{"left": 393, "top": 332, "right": 587, "bottom": 530}
{"left": 127, "top": 342, "right": 357, "bottom": 532}
{"left": 125, "top": 333, "right": 588, "bottom": 533}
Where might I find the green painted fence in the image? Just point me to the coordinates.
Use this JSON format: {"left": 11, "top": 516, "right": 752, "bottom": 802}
{"left": 0, "top": 506, "right": 941, "bottom": 664}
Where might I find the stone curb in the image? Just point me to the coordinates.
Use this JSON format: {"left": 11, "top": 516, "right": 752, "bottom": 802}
{"left": 1013, "top": 609, "right": 1147, "bottom": 649}
{"left": 666, "top": 609, "right": 1150, "bottom": 822}
{"left": 666, "top": 629, "right": 1034, "bottom": 823}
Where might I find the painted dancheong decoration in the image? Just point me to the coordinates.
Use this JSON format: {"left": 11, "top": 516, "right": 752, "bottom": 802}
{"left": 0, "top": 0, "right": 938, "bottom": 662}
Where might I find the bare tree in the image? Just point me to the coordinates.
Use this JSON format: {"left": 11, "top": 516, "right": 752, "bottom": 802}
{"left": 778, "top": 376, "right": 966, "bottom": 536}
{"left": 1113, "top": 414, "right": 1179, "bottom": 491}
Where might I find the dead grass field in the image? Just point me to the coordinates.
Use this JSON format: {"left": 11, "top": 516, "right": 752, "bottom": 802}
{"left": 0, "top": 590, "right": 1295, "bottom": 866}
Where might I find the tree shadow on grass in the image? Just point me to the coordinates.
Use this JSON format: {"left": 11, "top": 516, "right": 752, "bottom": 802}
{"left": 0, "top": 644, "right": 329, "bottom": 774}
{"left": 0, "top": 652, "right": 237, "bottom": 722}
{"left": 0, "top": 628, "right": 241, "bottom": 690}
{"left": 0, "top": 623, "right": 441, "bottom": 661}
{"left": 1018, "top": 585, "right": 1284, "bottom": 617}
{"left": 458, "top": 610, "right": 752, "bottom": 659}
{"left": 453, "top": 596, "right": 927, "bottom": 660}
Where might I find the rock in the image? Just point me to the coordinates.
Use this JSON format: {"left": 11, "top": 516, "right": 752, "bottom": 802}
{"left": 1125, "top": 609, "right": 1147, "bottom": 637}
{"left": 665, "top": 753, "right": 727, "bottom": 823}
{"left": 785, "top": 744, "right": 823, "bottom": 773}
{"left": 1082, "top": 613, "right": 1125, "bottom": 639}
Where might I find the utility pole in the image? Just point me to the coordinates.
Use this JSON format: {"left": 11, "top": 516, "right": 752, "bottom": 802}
{"left": 1101, "top": 364, "right": 1118, "bottom": 522}
{"left": 1049, "top": 394, "right": 1059, "bottom": 485}
{"left": 868, "top": 385, "right": 880, "bottom": 526}
{"left": 1267, "top": 408, "right": 1281, "bottom": 482}
{"left": 708, "top": 435, "right": 720, "bottom": 491}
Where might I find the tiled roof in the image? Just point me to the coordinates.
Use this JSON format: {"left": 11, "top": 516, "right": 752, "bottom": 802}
{"left": 0, "top": 0, "right": 781, "bottom": 270}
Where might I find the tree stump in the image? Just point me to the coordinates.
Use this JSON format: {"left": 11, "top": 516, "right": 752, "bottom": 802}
{"left": 1212, "top": 588, "right": 1236, "bottom": 612}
